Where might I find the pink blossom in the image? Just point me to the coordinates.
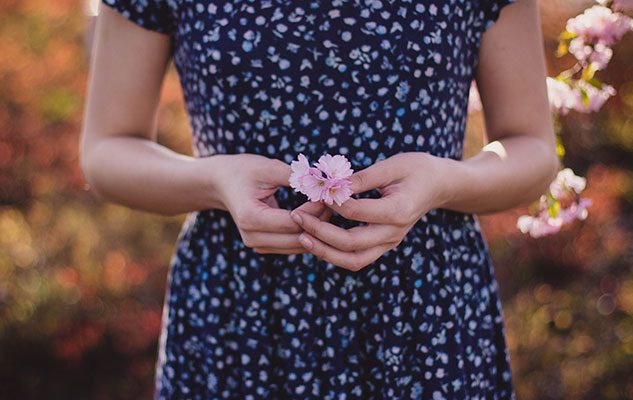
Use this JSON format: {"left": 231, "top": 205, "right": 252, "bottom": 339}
{"left": 288, "top": 153, "right": 354, "bottom": 205}
{"left": 289, "top": 153, "right": 310, "bottom": 189}
{"left": 566, "top": 5, "right": 633, "bottom": 46}
{"left": 589, "top": 43, "right": 614, "bottom": 70}
{"left": 315, "top": 154, "right": 353, "bottom": 179}
{"left": 517, "top": 167, "right": 593, "bottom": 238}
{"left": 516, "top": 189, "right": 593, "bottom": 237}
{"left": 572, "top": 80, "right": 616, "bottom": 112}
{"left": 546, "top": 77, "right": 576, "bottom": 115}
{"left": 516, "top": 214, "right": 564, "bottom": 238}
{"left": 516, "top": 197, "right": 592, "bottom": 238}
{"left": 298, "top": 167, "right": 329, "bottom": 202}
{"left": 546, "top": 77, "right": 616, "bottom": 114}
{"left": 558, "top": 198, "right": 592, "bottom": 224}
{"left": 549, "top": 168, "right": 587, "bottom": 198}
{"left": 321, "top": 178, "right": 354, "bottom": 206}
{"left": 568, "top": 39, "right": 613, "bottom": 69}
{"left": 568, "top": 38, "right": 593, "bottom": 63}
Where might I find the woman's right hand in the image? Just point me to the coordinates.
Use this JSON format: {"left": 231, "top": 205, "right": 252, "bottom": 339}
{"left": 208, "top": 153, "right": 331, "bottom": 255}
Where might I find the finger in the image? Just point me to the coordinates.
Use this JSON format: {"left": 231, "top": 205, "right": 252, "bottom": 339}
{"left": 298, "top": 232, "right": 393, "bottom": 272}
{"left": 253, "top": 247, "right": 306, "bottom": 255}
{"left": 292, "top": 200, "right": 331, "bottom": 221}
{"left": 318, "top": 207, "right": 333, "bottom": 222}
{"left": 326, "top": 196, "right": 410, "bottom": 225}
{"left": 239, "top": 201, "right": 302, "bottom": 233}
{"left": 240, "top": 231, "right": 303, "bottom": 249}
{"left": 257, "top": 158, "right": 292, "bottom": 188}
{"left": 292, "top": 210, "right": 401, "bottom": 252}
{"left": 293, "top": 200, "right": 327, "bottom": 217}
{"left": 263, "top": 194, "right": 279, "bottom": 208}
{"left": 348, "top": 160, "right": 402, "bottom": 194}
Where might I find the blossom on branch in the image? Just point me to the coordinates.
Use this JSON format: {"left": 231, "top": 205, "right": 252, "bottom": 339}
{"left": 566, "top": 5, "right": 633, "bottom": 46}
{"left": 517, "top": 168, "right": 592, "bottom": 238}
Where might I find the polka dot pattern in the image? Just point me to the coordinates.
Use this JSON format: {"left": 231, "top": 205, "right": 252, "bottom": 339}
{"left": 101, "top": 0, "right": 517, "bottom": 399}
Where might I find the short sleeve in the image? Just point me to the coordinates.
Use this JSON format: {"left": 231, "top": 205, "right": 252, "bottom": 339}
{"left": 100, "top": 0, "right": 176, "bottom": 35}
{"left": 479, "top": 0, "right": 516, "bottom": 32}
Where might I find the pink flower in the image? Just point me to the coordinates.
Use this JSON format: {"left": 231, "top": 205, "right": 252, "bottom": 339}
{"left": 589, "top": 43, "right": 614, "bottom": 70}
{"left": 517, "top": 214, "right": 564, "bottom": 238}
{"left": 315, "top": 154, "right": 353, "bottom": 179}
{"left": 546, "top": 77, "right": 616, "bottom": 114}
{"left": 549, "top": 168, "right": 587, "bottom": 198}
{"left": 321, "top": 178, "right": 354, "bottom": 206}
{"left": 558, "top": 198, "right": 592, "bottom": 224}
{"left": 566, "top": 5, "right": 633, "bottom": 47}
{"left": 546, "top": 77, "right": 576, "bottom": 115}
{"left": 289, "top": 153, "right": 310, "bottom": 189}
{"left": 517, "top": 167, "right": 592, "bottom": 238}
{"left": 288, "top": 153, "right": 354, "bottom": 205}
{"left": 516, "top": 197, "right": 592, "bottom": 238}
{"left": 568, "top": 39, "right": 613, "bottom": 69}
{"left": 300, "top": 167, "right": 330, "bottom": 202}
{"left": 572, "top": 80, "right": 616, "bottom": 113}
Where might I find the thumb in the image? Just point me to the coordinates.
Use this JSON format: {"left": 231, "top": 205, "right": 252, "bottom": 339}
{"left": 263, "top": 194, "right": 279, "bottom": 209}
{"left": 258, "top": 158, "right": 292, "bottom": 188}
{"left": 293, "top": 200, "right": 327, "bottom": 217}
{"left": 349, "top": 160, "right": 398, "bottom": 194}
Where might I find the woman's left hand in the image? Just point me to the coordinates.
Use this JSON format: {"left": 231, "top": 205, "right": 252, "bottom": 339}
{"left": 289, "top": 152, "right": 454, "bottom": 271}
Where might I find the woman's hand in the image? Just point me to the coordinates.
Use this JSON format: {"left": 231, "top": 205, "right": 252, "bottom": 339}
{"left": 289, "top": 152, "right": 453, "bottom": 270}
{"left": 211, "top": 154, "right": 332, "bottom": 255}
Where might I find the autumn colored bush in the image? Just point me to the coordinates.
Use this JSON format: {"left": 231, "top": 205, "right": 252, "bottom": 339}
{"left": 1, "top": 1, "right": 632, "bottom": 399}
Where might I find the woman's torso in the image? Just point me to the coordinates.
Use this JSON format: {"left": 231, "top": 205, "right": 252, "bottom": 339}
{"left": 150, "top": 2, "right": 515, "bottom": 398}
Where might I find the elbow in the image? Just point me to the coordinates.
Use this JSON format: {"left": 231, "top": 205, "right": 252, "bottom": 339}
{"left": 533, "top": 138, "right": 561, "bottom": 202}
{"left": 79, "top": 141, "right": 107, "bottom": 202}
{"left": 543, "top": 140, "right": 561, "bottom": 189}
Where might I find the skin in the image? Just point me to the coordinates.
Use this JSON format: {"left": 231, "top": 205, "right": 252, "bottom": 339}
{"left": 81, "top": 6, "right": 330, "bottom": 255}
{"left": 81, "top": 0, "right": 558, "bottom": 270}
{"left": 290, "top": 0, "right": 559, "bottom": 270}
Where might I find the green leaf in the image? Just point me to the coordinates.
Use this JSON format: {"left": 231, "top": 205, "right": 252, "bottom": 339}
{"left": 580, "top": 87, "right": 590, "bottom": 107}
{"left": 556, "top": 70, "right": 573, "bottom": 84}
{"left": 548, "top": 200, "right": 561, "bottom": 218}
{"left": 586, "top": 77, "right": 603, "bottom": 90}
{"left": 581, "top": 64, "right": 595, "bottom": 81}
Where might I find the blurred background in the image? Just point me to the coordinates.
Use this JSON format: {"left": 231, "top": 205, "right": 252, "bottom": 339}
{"left": 1, "top": 0, "right": 632, "bottom": 399}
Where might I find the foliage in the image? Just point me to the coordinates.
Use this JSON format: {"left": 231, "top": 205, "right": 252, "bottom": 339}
{"left": 470, "top": 0, "right": 633, "bottom": 238}
{"left": 0, "top": 1, "right": 632, "bottom": 399}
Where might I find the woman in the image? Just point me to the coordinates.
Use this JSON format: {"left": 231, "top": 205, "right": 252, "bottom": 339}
{"left": 80, "top": 0, "right": 558, "bottom": 398}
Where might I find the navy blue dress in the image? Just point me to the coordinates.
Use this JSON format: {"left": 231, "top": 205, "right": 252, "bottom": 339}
{"left": 102, "top": 1, "right": 517, "bottom": 398}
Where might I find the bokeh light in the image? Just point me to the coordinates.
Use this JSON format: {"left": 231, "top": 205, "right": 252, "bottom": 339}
{"left": 1, "top": 1, "right": 632, "bottom": 399}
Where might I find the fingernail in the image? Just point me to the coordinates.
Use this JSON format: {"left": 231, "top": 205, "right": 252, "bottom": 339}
{"left": 298, "top": 234, "right": 313, "bottom": 249}
{"left": 291, "top": 211, "right": 302, "bottom": 225}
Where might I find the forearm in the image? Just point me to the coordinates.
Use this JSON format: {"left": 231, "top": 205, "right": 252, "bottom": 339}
{"left": 80, "top": 136, "right": 226, "bottom": 216}
{"left": 437, "top": 134, "right": 560, "bottom": 215}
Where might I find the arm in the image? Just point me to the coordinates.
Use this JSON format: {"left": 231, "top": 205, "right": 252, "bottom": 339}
{"left": 80, "top": 6, "right": 224, "bottom": 216}
{"left": 438, "top": 0, "right": 560, "bottom": 214}
{"left": 289, "top": 0, "right": 560, "bottom": 270}
{"left": 81, "top": 6, "right": 330, "bottom": 254}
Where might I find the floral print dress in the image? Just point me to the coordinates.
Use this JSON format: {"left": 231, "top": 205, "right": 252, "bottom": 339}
{"left": 101, "top": 0, "right": 517, "bottom": 398}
